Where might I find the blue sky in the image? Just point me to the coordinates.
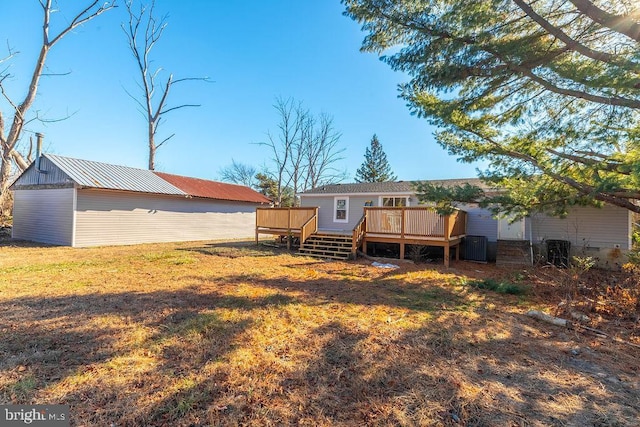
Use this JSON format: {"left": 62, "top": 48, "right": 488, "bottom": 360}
{"left": 1, "top": 1, "right": 482, "bottom": 183}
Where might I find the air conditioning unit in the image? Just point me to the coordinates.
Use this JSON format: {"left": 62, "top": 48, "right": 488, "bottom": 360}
{"left": 463, "top": 235, "right": 488, "bottom": 262}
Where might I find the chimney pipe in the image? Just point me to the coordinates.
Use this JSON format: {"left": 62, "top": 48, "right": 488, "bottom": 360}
{"left": 35, "top": 133, "right": 43, "bottom": 171}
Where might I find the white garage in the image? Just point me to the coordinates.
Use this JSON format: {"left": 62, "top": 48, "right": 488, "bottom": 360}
{"left": 11, "top": 154, "right": 270, "bottom": 247}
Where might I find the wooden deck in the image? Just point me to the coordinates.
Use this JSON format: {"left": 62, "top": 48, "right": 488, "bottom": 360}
{"left": 362, "top": 207, "right": 466, "bottom": 267}
{"left": 255, "top": 207, "right": 318, "bottom": 249}
{"left": 255, "top": 206, "right": 466, "bottom": 267}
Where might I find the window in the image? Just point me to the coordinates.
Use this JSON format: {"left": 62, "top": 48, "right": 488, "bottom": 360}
{"left": 381, "top": 197, "right": 409, "bottom": 207}
{"left": 334, "top": 197, "right": 349, "bottom": 223}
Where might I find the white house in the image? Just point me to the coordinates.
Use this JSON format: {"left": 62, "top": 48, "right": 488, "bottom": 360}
{"left": 298, "top": 180, "right": 635, "bottom": 268}
{"left": 11, "top": 154, "right": 271, "bottom": 247}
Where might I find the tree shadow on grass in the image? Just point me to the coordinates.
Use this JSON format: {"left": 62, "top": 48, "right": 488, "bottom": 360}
{"left": 1, "top": 272, "right": 638, "bottom": 425}
{"left": 199, "top": 272, "right": 470, "bottom": 313}
{"left": 0, "top": 288, "right": 296, "bottom": 413}
{"left": 0, "top": 239, "right": 57, "bottom": 248}
{"left": 179, "top": 241, "right": 288, "bottom": 259}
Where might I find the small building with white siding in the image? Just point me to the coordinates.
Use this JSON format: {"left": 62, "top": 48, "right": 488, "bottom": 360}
{"left": 10, "top": 154, "right": 271, "bottom": 247}
{"left": 299, "top": 180, "right": 636, "bottom": 268}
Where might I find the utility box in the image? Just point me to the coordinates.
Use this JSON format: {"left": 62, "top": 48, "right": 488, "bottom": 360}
{"left": 463, "top": 235, "right": 488, "bottom": 262}
{"left": 547, "top": 239, "right": 571, "bottom": 267}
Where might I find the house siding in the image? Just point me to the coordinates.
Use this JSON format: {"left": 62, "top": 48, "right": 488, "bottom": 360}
{"left": 301, "top": 194, "right": 631, "bottom": 251}
{"left": 460, "top": 204, "right": 498, "bottom": 241}
{"left": 12, "top": 188, "right": 75, "bottom": 245}
{"left": 301, "top": 195, "right": 375, "bottom": 231}
{"left": 74, "top": 189, "right": 258, "bottom": 247}
{"left": 530, "top": 204, "right": 631, "bottom": 250}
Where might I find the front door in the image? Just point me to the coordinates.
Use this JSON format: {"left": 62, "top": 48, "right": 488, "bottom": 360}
{"left": 498, "top": 216, "right": 525, "bottom": 240}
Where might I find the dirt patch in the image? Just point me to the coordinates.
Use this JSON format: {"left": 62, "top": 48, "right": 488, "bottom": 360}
{"left": 0, "top": 240, "right": 638, "bottom": 426}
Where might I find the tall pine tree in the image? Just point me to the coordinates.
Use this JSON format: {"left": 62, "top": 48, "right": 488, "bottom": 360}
{"left": 355, "top": 135, "right": 397, "bottom": 183}
{"left": 344, "top": 0, "right": 640, "bottom": 215}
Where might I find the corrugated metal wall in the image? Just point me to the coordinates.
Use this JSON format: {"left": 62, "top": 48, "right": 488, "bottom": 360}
{"left": 12, "top": 188, "right": 75, "bottom": 245}
{"left": 74, "top": 189, "right": 258, "bottom": 247}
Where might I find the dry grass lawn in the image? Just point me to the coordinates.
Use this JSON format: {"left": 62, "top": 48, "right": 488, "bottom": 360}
{"left": 0, "top": 239, "right": 638, "bottom": 426}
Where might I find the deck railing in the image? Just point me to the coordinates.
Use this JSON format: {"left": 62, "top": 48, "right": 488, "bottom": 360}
{"left": 300, "top": 214, "right": 318, "bottom": 245}
{"left": 256, "top": 207, "right": 317, "bottom": 230}
{"left": 255, "top": 207, "right": 318, "bottom": 247}
{"left": 447, "top": 210, "right": 467, "bottom": 239}
{"left": 351, "top": 214, "right": 367, "bottom": 256}
{"left": 365, "top": 207, "right": 466, "bottom": 239}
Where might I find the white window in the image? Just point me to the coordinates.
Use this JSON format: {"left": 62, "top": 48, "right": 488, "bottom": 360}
{"left": 334, "top": 197, "right": 349, "bottom": 223}
{"left": 380, "top": 196, "right": 409, "bottom": 207}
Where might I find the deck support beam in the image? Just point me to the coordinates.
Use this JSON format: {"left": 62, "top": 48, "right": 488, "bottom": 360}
{"left": 444, "top": 244, "right": 450, "bottom": 268}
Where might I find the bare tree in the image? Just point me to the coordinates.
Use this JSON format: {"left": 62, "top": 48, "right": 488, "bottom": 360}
{"left": 261, "top": 97, "right": 303, "bottom": 206}
{"left": 0, "top": 0, "right": 115, "bottom": 216}
{"left": 303, "top": 113, "right": 346, "bottom": 189}
{"left": 284, "top": 108, "right": 312, "bottom": 206}
{"left": 123, "top": 0, "right": 207, "bottom": 171}
{"left": 261, "top": 97, "right": 346, "bottom": 206}
{"left": 219, "top": 159, "right": 258, "bottom": 188}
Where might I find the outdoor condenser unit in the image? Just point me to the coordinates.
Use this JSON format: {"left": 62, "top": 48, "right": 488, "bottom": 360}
{"left": 463, "top": 235, "right": 488, "bottom": 262}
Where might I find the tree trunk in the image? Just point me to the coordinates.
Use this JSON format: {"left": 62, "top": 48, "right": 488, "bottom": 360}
{"left": 0, "top": 155, "right": 13, "bottom": 218}
{"left": 148, "top": 121, "right": 155, "bottom": 170}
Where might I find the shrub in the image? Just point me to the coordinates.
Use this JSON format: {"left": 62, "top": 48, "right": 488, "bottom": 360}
{"left": 468, "top": 278, "right": 527, "bottom": 295}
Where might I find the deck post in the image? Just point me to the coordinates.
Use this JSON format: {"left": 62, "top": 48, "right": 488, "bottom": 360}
{"left": 444, "top": 244, "right": 450, "bottom": 268}
{"left": 444, "top": 214, "right": 451, "bottom": 240}
{"left": 400, "top": 242, "right": 405, "bottom": 260}
{"left": 455, "top": 243, "right": 460, "bottom": 261}
{"left": 255, "top": 208, "right": 259, "bottom": 246}
{"left": 400, "top": 207, "right": 405, "bottom": 239}
{"left": 287, "top": 207, "right": 291, "bottom": 250}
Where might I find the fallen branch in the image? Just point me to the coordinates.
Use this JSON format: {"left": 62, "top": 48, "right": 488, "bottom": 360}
{"left": 526, "top": 310, "right": 640, "bottom": 350}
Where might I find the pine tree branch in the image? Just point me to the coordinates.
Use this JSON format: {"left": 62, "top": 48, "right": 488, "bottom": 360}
{"left": 568, "top": 0, "right": 640, "bottom": 43}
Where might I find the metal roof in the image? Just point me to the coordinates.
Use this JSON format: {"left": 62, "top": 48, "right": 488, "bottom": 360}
{"left": 301, "top": 178, "right": 488, "bottom": 195}
{"left": 42, "top": 154, "right": 270, "bottom": 204}
{"left": 155, "top": 172, "right": 271, "bottom": 204}
{"left": 45, "top": 154, "right": 186, "bottom": 195}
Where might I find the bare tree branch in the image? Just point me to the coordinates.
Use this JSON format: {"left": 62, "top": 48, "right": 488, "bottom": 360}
{"left": 1, "top": 1, "right": 115, "bottom": 215}
{"left": 123, "top": 0, "right": 206, "bottom": 170}
{"left": 159, "top": 104, "right": 201, "bottom": 115}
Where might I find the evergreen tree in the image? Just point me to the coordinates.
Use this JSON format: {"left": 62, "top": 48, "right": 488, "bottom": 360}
{"left": 354, "top": 135, "right": 397, "bottom": 183}
{"left": 344, "top": 0, "right": 640, "bottom": 215}
{"left": 255, "top": 173, "right": 294, "bottom": 207}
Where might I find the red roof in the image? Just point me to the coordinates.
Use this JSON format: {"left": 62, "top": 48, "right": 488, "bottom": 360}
{"left": 154, "top": 172, "right": 271, "bottom": 204}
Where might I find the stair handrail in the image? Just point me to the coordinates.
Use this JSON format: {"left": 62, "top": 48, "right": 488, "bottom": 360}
{"left": 300, "top": 212, "right": 318, "bottom": 246}
{"left": 351, "top": 213, "right": 367, "bottom": 256}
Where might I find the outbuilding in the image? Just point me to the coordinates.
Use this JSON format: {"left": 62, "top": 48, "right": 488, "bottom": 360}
{"left": 10, "top": 154, "right": 270, "bottom": 246}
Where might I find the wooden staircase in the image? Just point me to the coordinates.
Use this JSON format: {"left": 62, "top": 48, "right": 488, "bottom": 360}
{"left": 496, "top": 240, "right": 531, "bottom": 266}
{"left": 298, "top": 233, "right": 355, "bottom": 260}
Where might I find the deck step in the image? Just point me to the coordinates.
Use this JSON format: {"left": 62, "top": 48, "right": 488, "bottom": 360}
{"left": 302, "top": 243, "right": 351, "bottom": 251}
{"left": 496, "top": 240, "right": 531, "bottom": 266}
{"left": 309, "top": 235, "right": 352, "bottom": 241}
{"left": 298, "top": 232, "right": 356, "bottom": 260}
